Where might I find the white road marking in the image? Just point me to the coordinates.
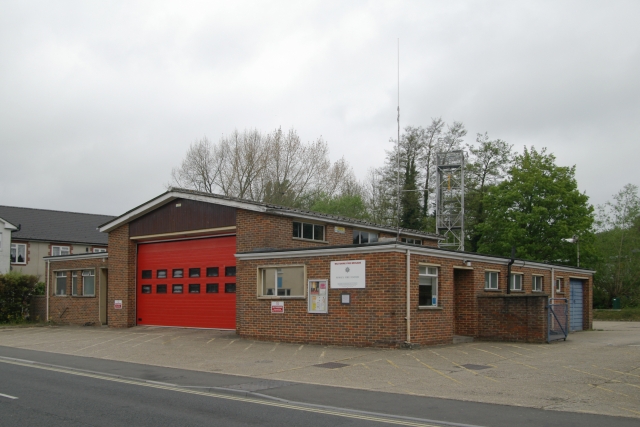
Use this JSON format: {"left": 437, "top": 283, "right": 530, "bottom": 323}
{"left": 0, "top": 393, "right": 18, "bottom": 400}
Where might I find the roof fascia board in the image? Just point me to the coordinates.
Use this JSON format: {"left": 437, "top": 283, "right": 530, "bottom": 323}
{"left": 179, "top": 192, "right": 267, "bottom": 213}
{"left": 0, "top": 217, "right": 18, "bottom": 230}
{"left": 265, "top": 210, "right": 443, "bottom": 241}
{"left": 44, "top": 253, "right": 108, "bottom": 261}
{"left": 236, "top": 244, "right": 595, "bottom": 274}
{"left": 10, "top": 237, "right": 108, "bottom": 245}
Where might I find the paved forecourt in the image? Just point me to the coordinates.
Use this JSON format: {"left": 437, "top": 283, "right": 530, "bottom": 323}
{"left": 0, "top": 321, "right": 638, "bottom": 420}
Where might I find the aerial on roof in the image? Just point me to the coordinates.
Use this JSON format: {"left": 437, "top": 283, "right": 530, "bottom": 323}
{"left": 0, "top": 206, "right": 115, "bottom": 245}
{"left": 99, "top": 187, "right": 443, "bottom": 240}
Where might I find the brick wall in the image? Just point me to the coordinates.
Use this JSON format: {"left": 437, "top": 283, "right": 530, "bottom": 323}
{"left": 48, "top": 256, "right": 108, "bottom": 325}
{"left": 477, "top": 294, "right": 548, "bottom": 343}
{"left": 29, "top": 296, "right": 46, "bottom": 321}
{"left": 107, "top": 224, "right": 136, "bottom": 327}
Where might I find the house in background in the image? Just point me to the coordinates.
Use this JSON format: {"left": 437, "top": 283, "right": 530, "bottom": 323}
{"left": 0, "top": 216, "right": 18, "bottom": 274}
{"left": 0, "top": 206, "right": 115, "bottom": 280}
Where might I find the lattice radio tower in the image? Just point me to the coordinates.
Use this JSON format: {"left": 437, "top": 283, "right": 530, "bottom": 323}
{"left": 436, "top": 150, "right": 465, "bottom": 251}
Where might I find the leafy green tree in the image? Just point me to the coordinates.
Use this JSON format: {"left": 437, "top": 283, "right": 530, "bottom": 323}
{"left": 309, "top": 193, "right": 370, "bottom": 220}
{"left": 465, "top": 133, "right": 514, "bottom": 251}
{"left": 401, "top": 154, "right": 422, "bottom": 229}
{"left": 477, "top": 147, "right": 595, "bottom": 265}
{"left": 593, "top": 184, "right": 640, "bottom": 307}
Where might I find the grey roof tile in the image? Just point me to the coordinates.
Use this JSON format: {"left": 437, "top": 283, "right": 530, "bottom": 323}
{"left": 0, "top": 206, "right": 114, "bottom": 245}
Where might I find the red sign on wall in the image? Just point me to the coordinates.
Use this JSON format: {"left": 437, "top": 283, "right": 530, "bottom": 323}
{"left": 271, "top": 301, "right": 284, "bottom": 313}
{"left": 114, "top": 300, "right": 123, "bottom": 310}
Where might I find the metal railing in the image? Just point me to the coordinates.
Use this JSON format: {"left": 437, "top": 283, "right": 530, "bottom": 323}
{"left": 548, "top": 298, "right": 568, "bottom": 343}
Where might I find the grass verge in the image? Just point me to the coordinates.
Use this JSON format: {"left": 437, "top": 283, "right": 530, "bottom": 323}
{"left": 594, "top": 307, "right": 640, "bottom": 321}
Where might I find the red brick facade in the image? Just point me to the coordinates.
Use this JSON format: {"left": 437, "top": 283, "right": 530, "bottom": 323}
{"left": 107, "top": 224, "right": 136, "bottom": 327}
{"left": 47, "top": 256, "right": 108, "bottom": 325}
{"left": 477, "top": 295, "right": 548, "bottom": 343}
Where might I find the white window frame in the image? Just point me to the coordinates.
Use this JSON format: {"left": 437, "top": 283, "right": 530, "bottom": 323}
{"left": 555, "top": 278, "right": 563, "bottom": 293}
{"left": 401, "top": 237, "right": 422, "bottom": 245}
{"left": 510, "top": 273, "right": 523, "bottom": 291}
{"left": 257, "top": 265, "right": 306, "bottom": 298}
{"left": 353, "top": 230, "right": 378, "bottom": 244}
{"left": 51, "top": 245, "right": 70, "bottom": 256}
{"left": 72, "top": 272, "right": 79, "bottom": 296}
{"left": 0, "top": 233, "right": 2, "bottom": 251}
{"left": 418, "top": 266, "right": 438, "bottom": 307}
{"left": 55, "top": 271, "right": 67, "bottom": 296}
{"left": 10, "top": 243, "right": 27, "bottom": 264}
{"left": 82, "top": 270, "right": 95, "bottom": 296}
{"left": 532, "top": 275, "right": 543, "bottom": 292}
{"left": 485, "top": 271, "right": 499, "bottom": 290}
{"left": 93, "top": 248, "right": 107, "bottom": 253}
{"left": 292, "top": 221, "right": 325, "bottom": 242}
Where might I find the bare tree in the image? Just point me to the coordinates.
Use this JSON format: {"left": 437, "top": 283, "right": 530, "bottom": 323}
{"left": 171, "top": 137, "right": 223, "bottom": 193}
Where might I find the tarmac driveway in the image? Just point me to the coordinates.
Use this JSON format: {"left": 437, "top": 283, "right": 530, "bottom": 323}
{"left": 0, "top": 321, "right": 638, "bottom": 419}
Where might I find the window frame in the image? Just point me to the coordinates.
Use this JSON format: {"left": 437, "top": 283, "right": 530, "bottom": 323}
{"left": 82, "top": 270, "right": 95, "bottom": 296}
{"left": 257, "top": 264, "right": 306, "bottom": 299}
{"left": 532, "top": 275, "right": 543, "bottom": 292}
{"left": 10, "top": 243, "right": 27, "bottom": 264}
{"left": 353, "top": 230, "right": 379, "bottom": 244}
{"left": 55, "top": 271, "right": 67, "bottom": 296}
{"left": 401, "top": 237, "right": 422, "bottom": 245}
{"left": 93, "top": 248, "right": 107, "bottom": 253}
{"left": 484, "top": 271, "right": 499, "bottom": 290}
{"left": 292, "top": 221, "right": 325, "bottom": 242}
{"left": 510, "top": 273, "right": 523, "bottom": 291}
{"left": 555, "top": 278, "right": 563, "bottom": 293}
{"left": 418, "top": 265, "right": 439, "bottom": 308}
{"left": 51, "top": 245, "right": 70, "bottom": 256}
{"left": 72, "top": 271, "right": 79, "bottom": 296}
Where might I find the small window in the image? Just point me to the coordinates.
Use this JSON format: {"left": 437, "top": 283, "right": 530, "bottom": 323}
{"left": 225, "top": 283, "right": 236, "bottom": 293}
{"left": 401, "top": 237, "right": 422, "bottom": 245}
{"left": 258, "top": 266, "right": 305, "bottom": 297}
{"left": 292, "top": 221, "right": 325, "bottom": 241}
{"left": 172, "top": 284, "right": 183, "bottom": 294}
{"left": 353, "top": 230, "right": 379, "bottom": 244}
{"left": 555, "top": 278, "right": 563, "bottom": 293}
{"left": 172, "top": 269, "right": 183, "bottom": 278}
{"left": 141, "top": 285, "right": 152, "bottom": 294}
{"left": 157, "top": 270, "right": 167, "bottom": 279}
{"left": 510, "top": 274, "right": 523, "bottom": 291}
{"left": 419, "top": 266, "right": 438, "bottom": 306}
{"left": 157, "top": 284, "right": 167, "bottom": 294}
{"left": 72, "top": 272, "right": 79, "bottom": 296}
{"left": 93, "top": 248, "right": 107, "bottom": 253}
{"left": 82, "top": 270, "right": 95, "bottom": 296}
{"left": 532, "top": 276, "right": 543, "bottom": 292}
{"left": 10, "top": 243, "right": 27, "bottom": 264}
{"left": 225, "top": 266, "right": 236, "bottom": 277}
{"left": 206, "top": 267, "right": 219, "bottom": 277}
{"left": 206, "top": 283, "right": 219, "bottom": 293}
{"left": 52, "top": 246, "right": 70, "bottom": 256}
{"left": 189, "top": 284, "right": 200, "bottom": 294}
{"left": 55, "top": 271, "right": 66, "bottom": 295}
{"left": 189, "top": 268, "right": 200, "bottom": 278}
{"left": 485, "top": 271, "right": 499, "bottom": 290}
{"left": 141, "top": 270, "right": 152, "bottom": 279}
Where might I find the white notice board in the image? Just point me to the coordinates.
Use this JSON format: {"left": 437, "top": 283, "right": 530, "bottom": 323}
{"left": 308, "top": 279, "right": 328, "bottom": 314}
{"left": 330, "top": 260, "right": 366, "bottom": 288}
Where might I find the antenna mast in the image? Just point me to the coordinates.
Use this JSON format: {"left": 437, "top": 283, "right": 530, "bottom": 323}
{"left": 396, "top": 38, "right": 401, "bottom": 242}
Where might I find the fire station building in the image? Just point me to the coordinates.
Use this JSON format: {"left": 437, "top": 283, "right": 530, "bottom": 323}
{"left": 43, "top": 188, "right": 594, "bottom": 347}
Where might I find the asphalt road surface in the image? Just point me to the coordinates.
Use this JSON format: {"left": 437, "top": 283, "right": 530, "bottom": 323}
{"left": 0, "top": 346, "right": 637, "bottom": 427}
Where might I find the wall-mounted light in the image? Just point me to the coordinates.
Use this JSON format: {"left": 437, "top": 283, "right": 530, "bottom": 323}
{"left": 464, "top": 260, "right": 472, "bottom": 267}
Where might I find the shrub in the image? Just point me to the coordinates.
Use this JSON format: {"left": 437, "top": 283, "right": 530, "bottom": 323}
{"left": 0, "top": 272, "right": 40, "bottom": 323}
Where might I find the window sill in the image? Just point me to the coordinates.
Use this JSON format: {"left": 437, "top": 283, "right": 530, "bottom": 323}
{"left": 556, "top": 292, "right": 565, "bottom": 295}
{"left": 292, "top": 237, "right": 329, "bottom": 244}
{"left": 53, "top": 294, "right": 68, "bottom": 297}
{"left": 532, "top": 290, "right": 543, "bottom": 293}
{"left": 11, "top": 263, "right": 27, "bottom": 266}
{"left": 509, "top": 290, "right": 524, "bottom": 293}
{"left": 72, "top": 295, "right": 96, "bottom": 298}
{"left": 257, "top": 296, "right": 306, "bottom": 300}
{"left": 484, "top": 288, "right": 501, "bottom": 292}
{"left": 418, "top": 306, "right": 443, "bottom": 310}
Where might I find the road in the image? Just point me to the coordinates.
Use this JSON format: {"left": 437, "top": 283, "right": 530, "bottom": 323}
{"left": 0, "top": 346, "right": 637, "bottom": 427}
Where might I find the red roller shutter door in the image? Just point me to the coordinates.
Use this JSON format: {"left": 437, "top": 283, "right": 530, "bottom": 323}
{"left": 136, "top": 236, "right": 236, "bottom": 329}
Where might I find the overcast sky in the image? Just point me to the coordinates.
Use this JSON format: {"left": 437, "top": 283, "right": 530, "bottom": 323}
{"left": 1, "top": 1, "right": 639, "bottom": 216}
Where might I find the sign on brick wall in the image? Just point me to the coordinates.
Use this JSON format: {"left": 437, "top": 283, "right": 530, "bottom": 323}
{"left": 271, "top": 301, "right": 284, "bottom": 313}
{"left": 330, "top": 260, "right": 366, "bottom": 288}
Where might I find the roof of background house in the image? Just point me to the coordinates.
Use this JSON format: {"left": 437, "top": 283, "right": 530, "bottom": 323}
{"left": 0, "top": 206, "right": 115, "bottom": 245}
{"left": 99, "top": 187, "right": 444, "bottom": 240}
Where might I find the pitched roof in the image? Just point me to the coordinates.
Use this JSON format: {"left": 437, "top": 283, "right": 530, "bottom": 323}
{"left": 0, "top": 205, "right": 115, "bottom": 245}
{"left": 99, "top": 187, "right": 443, "bottom": 241}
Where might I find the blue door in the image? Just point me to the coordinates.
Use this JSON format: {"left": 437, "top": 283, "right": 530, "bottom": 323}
{"left": 570, "top": 280, "right": 583, "bottom": 331}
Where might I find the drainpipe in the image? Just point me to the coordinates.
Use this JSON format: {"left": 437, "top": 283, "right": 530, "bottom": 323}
{"left": 46, "top": 259, "right": 50, "bottom": 321}
{"left": 506, "top": 247, "right": 515, "bottom": 294}
{"left": 406, "top": 249, "right": 411, "bottom": 345}
{"left": 551, "top": 267, "right": 555, "bottom": 300}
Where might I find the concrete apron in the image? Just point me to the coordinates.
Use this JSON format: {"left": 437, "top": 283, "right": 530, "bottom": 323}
{"left": 0, "top": 321, "right": 639, "bottom": 419}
